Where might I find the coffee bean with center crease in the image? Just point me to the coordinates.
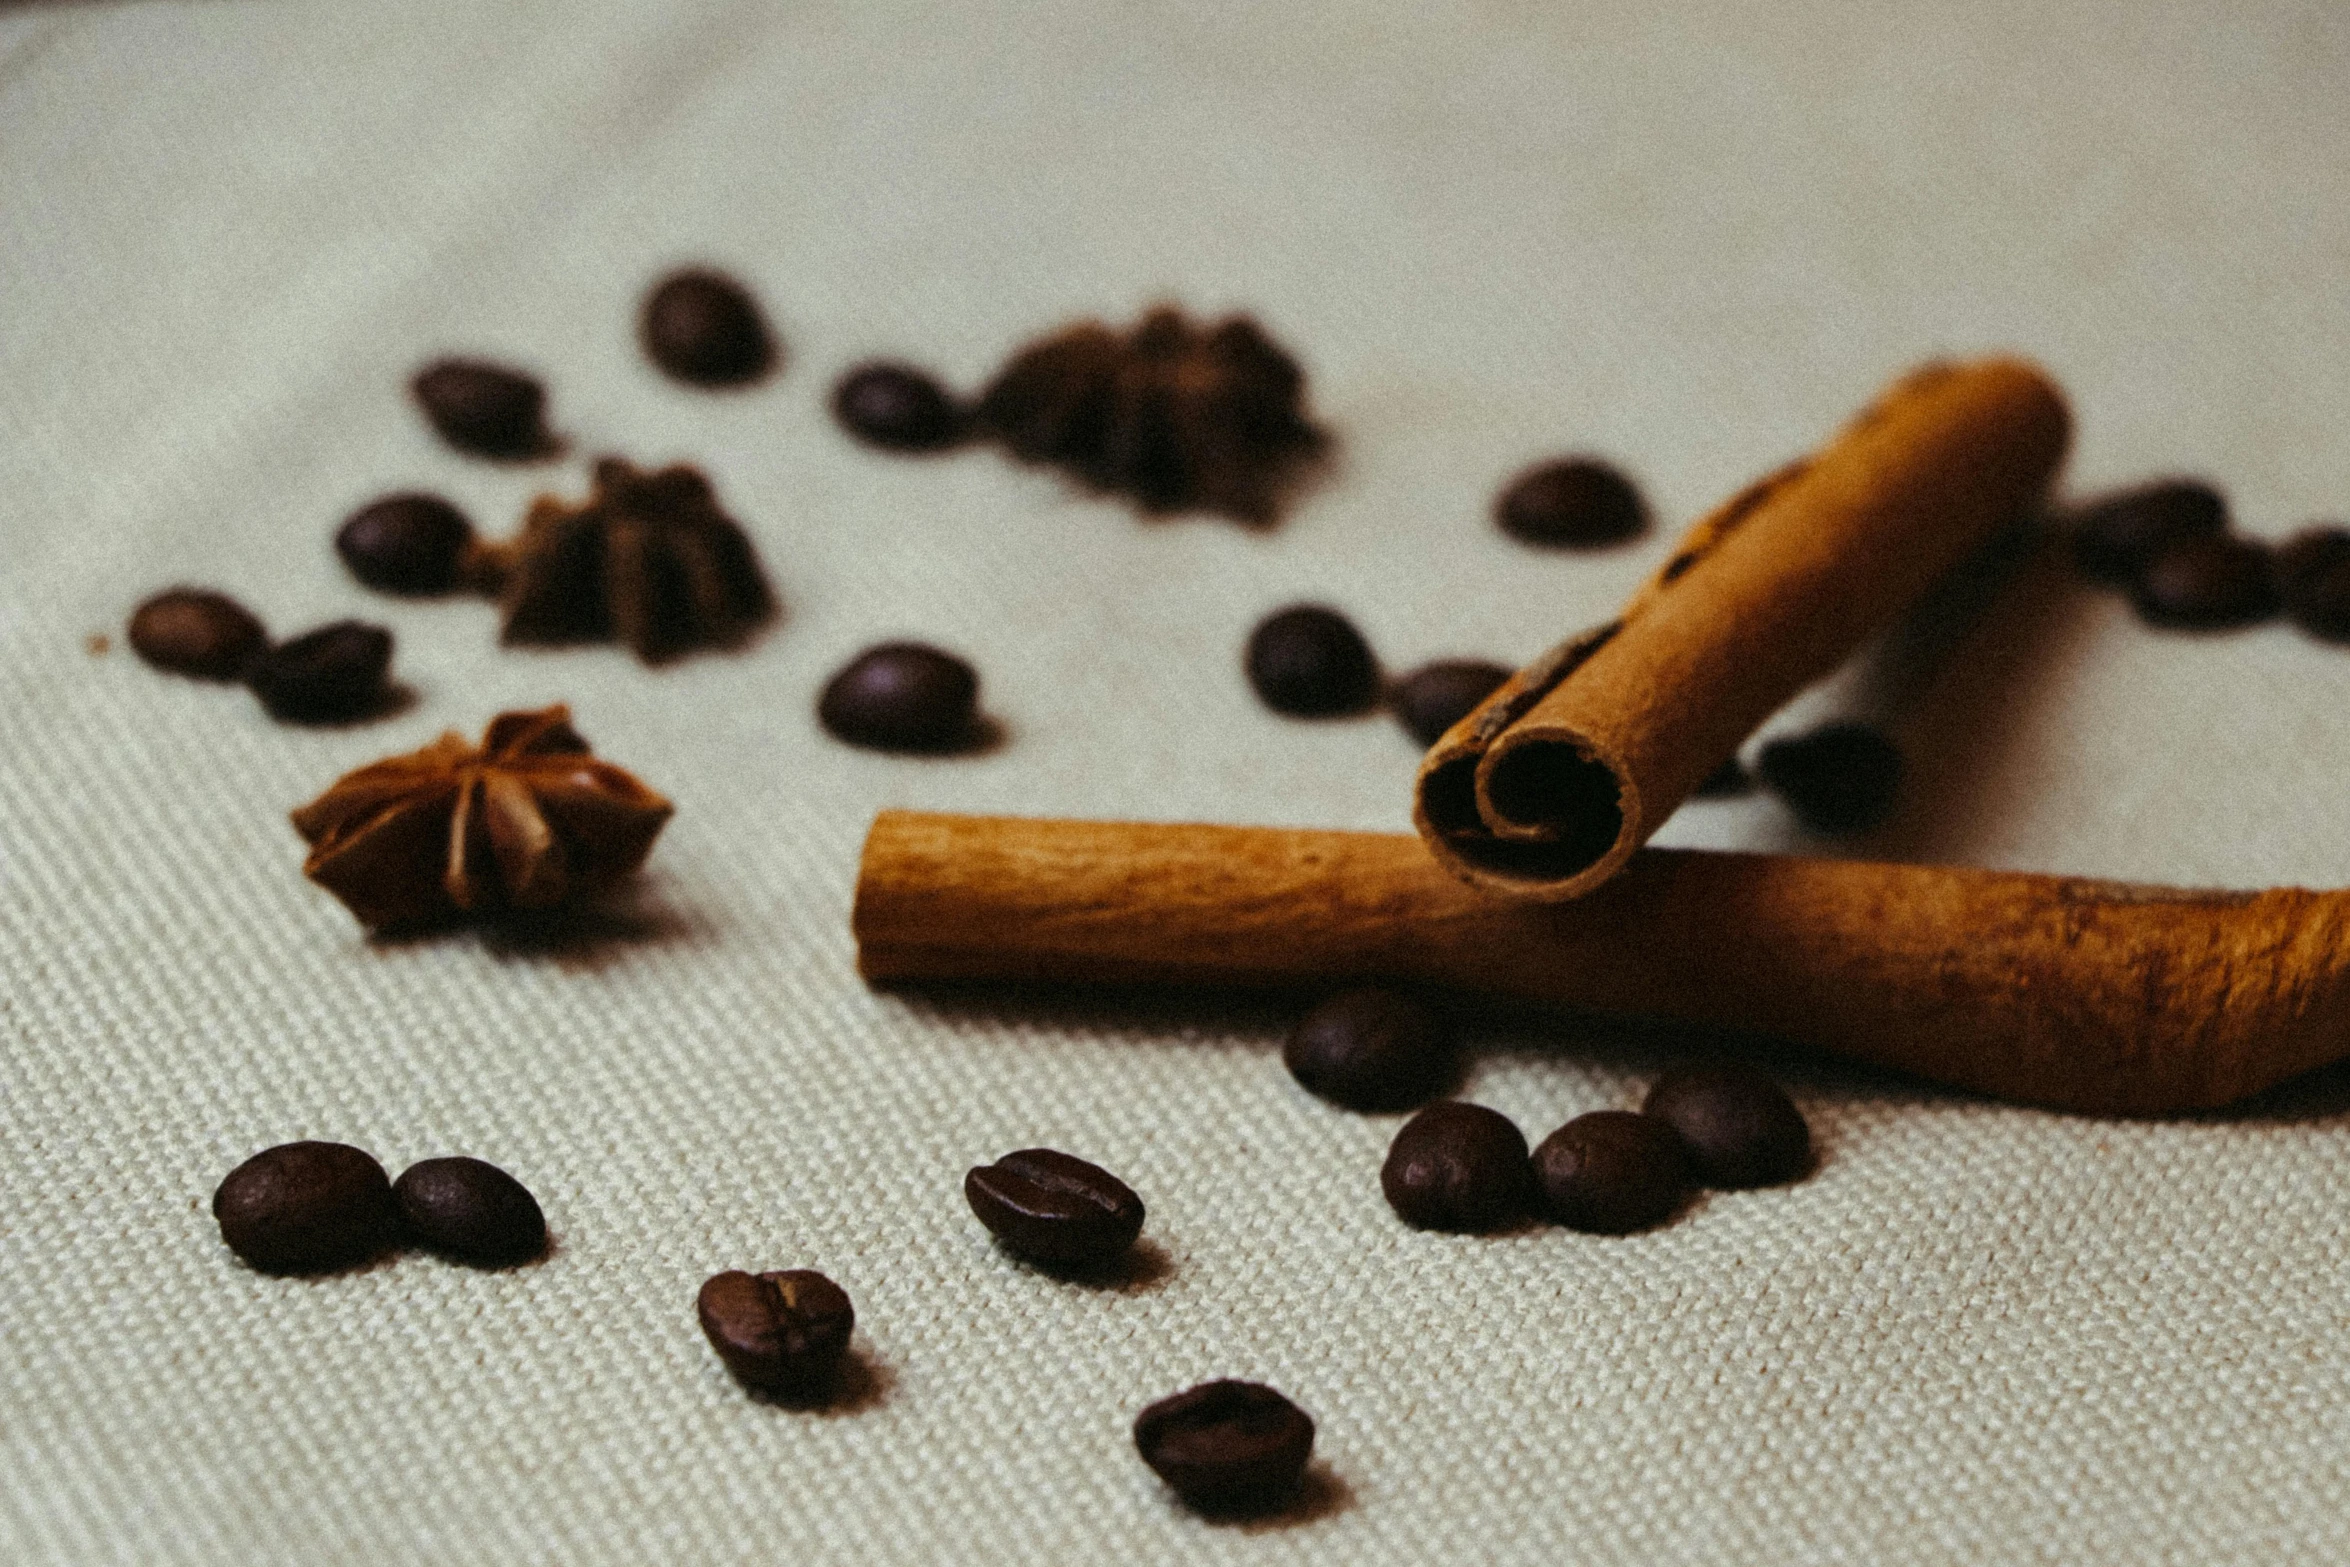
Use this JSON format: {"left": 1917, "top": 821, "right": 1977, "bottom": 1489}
{"left": 1285, "top": 987, "right": 1456, "bottom": 1112}
{"left": 1757, "top": 722, "right": 1902, "bottom": 835}
{"left": 641, "top": 270, "right": 776, "bottom": 387}
{"left": 1533, "top": 1111, "right": 1690, "bottom": 1234}
{"left": 1246, "top": 605, "right": 1378, "bottom": 717}
{"left": 1380, "top": 1101, "right": 1530, "bottom": 1232}
{"left": 1495, "top": 457, "right": 1647, "bottom": 547}
{"left": 1134, "top": 1380, "right": 1316, "bottom": 1517}
{"left": 245, "top": 621, "right": 394, "bottom": 723}
{"left": 2278, "top": 526, "right": 2350, "bottom": 641}
{"left": 2131, "top": 535, "right": 2278, "bottom": 629}
{"left": 832, "top": 363, "right": 965, "bottom": 451}
{"left": 213, "top": 1141, "right": 401, "bottom": 1275}
{"left": 697, "top": 1269, "right": 855, "bottom": 1397}
{"left": 818, "top": 642, "right": 980, "bottom": 751}
{"left": 412, "top": 358, "right": 553, "bottom": 459}
{"left": 127, "top": 588, "right": 268, "bottom": 680}
{"left": 2070, "top": 479, "right": 2227, "bottom": 583}
{"left": 1643, "top": 1065, "right": 1811, "bottom": 1188}
{"left": 965, "top": 1148, "right": 1145, "bottom": 1269}
{"left": 393, "top": 1157, "right": 546, "bottom": 1266}
{"left": 1389, "top": 659, "right": 1511, "bottom": 748}
{"left": 337, "top": 494, "right": 475, "bottom": 596}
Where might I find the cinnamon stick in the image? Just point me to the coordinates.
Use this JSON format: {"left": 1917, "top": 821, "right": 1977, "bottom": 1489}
{"left": 855, "top": 810, "right": 2350, "bottom": 1115}
{"left": 1415, "top": 359, "right": 2071, "bottom": 899}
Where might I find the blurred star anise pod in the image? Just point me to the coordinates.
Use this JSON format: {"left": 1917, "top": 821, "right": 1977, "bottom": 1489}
{"left": 493, "top": 457, "right": 776, "bottom": 664}
{"left": 291, "top": 705, "right": 672, "bottom": 931}
{"left": 976, "top": 306, "right": 1328, "bottom": 524}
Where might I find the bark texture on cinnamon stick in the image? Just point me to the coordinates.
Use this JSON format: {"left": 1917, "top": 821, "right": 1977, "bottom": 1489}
{"left": 854, "top": 810, "right": 2350, "bottom": 1116}
{"left": 1415, "top": 359, "right": 2071, "bottom": 900}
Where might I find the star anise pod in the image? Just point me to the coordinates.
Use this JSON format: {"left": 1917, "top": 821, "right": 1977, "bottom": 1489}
{"left": 291, "top": 705, "right": 673, "bottom": 931}
{"left": 494, "top": 457, "right": 776, "bottom": 664}
{"left": 976, "top": 307, "right": 1328, "bottom": 525}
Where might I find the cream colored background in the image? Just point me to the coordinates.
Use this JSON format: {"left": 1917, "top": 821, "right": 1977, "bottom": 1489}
{"left": 5, "top": 1, "right": 2350, "bottom": 1561}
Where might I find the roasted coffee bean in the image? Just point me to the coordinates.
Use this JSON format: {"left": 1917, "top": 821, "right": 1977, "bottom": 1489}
{"left": 1693, "top": 755, "right": 1751, "bottom": 797}
{"left": 2279, "top": 526, "right": 2350, "bottom": 641}
{"left": 337, "top": 493, "right": 475, "bottom": 596}
{"left": 1643, "top": 1065, "right": 1810, "bottom": 1188}
{"left": 965, "top": 1148, "right": 1145, "bottom": 1269}
{"left": 127, "top": 588, "right": 268, "bottom": 680}
{"left": 2132, "top": 535, "right": 2279, "bottom": 629}
{"left": 1756, "top": 722, "right": 1902, "bottom": 835}
{"left": 2070, "top": 479, "right": 2227, "bottom": 583}
{"left": 1134, "top": 1380, "right": 1316, "bottom": 1516}
{"left": 1379, "top": 1101, "right": 1530, "bottom": 1232}
{"left": 641, "top": 270, "right": 776, "bottom": 387}
{"left": 1389, "top": 659, "right": 1510, "bottom": 748}
{"left": 832, "top": 362, "right": 964, "bottom": 451}
{"left": 412, "top": 358, "right": 552, "bottom": 459}
{"left": 1284, "top": 987, "right": 1455, "bottom": 1112}
{"left": 393, "top": 1157, "right": 546, "bottom": 1266}
{"left": 1245, "top": 605, "right": 1378, "bottom": 718}
{"left": 213, "top": 1141, "right": 400, "bottom": 1275}
{"left": 1494, "top": 458, "right": 1646, "bottom": 547}
{"left": 817, "top": 642, "right": 979, "bottom": 751}
{"left": 697, "top": 1269, "right": 855, "bottom": 1397}
{"left": 245, "top": 621, "right": 394, "bottom": 723}
{"left": 1532, "top": 1110, "right": 1690, "bottom": 1234}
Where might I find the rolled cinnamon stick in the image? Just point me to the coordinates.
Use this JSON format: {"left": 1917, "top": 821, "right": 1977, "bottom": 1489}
{"left": 855, "top": 810, "right": 2350, "bottom": 1115}
{"left": 1416, "top": 359, "right": 2071, "bottom": 899}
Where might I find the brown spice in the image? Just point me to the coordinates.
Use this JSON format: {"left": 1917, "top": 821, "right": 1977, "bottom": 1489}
{"left": 290, "top": 705, "right": 672, "bottom": 931}
{"left": 494, "top": 457, "right": 776, "bottom": 664}
{"left": 976, "top": 306, "right": 1327, "bottom": 524}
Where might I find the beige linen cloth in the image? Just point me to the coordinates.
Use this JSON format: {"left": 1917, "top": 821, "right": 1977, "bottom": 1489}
{"left": 4, "top": 1, "right": 2349, "bottom": 1561}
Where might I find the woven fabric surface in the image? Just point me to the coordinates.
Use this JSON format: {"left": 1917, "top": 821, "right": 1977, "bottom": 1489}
{"left": 4, "top": 1, "right": 2349, "bottom": 1562}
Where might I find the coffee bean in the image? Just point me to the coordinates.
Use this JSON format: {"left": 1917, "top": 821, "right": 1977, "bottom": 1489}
{"left": 213, "top": 1141, "right": 400, "bottom": 1275}
{"left": 2131, "top": 534, "right": 2279, "bottom": 629}
{"left": 412, "top": 358, "right": 552, "bottom": 459}
{"left": 1284, "top": 987, "right": 1456, "bottom": 1112}
{"left": 392, "top": 1157, "right": 546, "bottom": 1266}
{"left": 2279, "top": 527, "right": 2350, "bottom": 641}
{"left": 1693, "top": 755, "right": 1751, "bottom": 797}
{"left": 1756, "top": 722, "right": 1901, "bottom": 835}
{"left": 2070, "top": 479, "right": 2227, "bottom": 583}
{"left": 1245, "top": 605, "right": 1378, "bottom": 717}
{"left": 696, "top": 1269, "right": 855, "bottom": 1397}
{"left": 1494, "top": 458, "right": 1646, "bottom": 547}
{"left": 1642, "top": 1065, "right": 1810, "bottom": 1188}
{"left": 245, "top": 621, "right": 394, "bottom": 724}
{"left": 1389, "top": 659, "right": 1510, "bottom": 748}
{"left": 1532, "top": 1110, "right": 1690, "bottom": 1234}
{"left": 1134, "top": 1380, "right": 1316, "bottom": 1516}
{"left": 832, "top": 362, "right": 964, "bottom": 451}
{"left": 1379, "top": 1101, "right": 1530, "bottom": 1232}
{"left": 817, "top": 642, "right": 979, "bottom": 751}
{"left": 641, "top": 270, "right": 776, "bottom": 387}
{"left": 965, "top": 1148, "right": 1145, "bottom": 1270}
{"left": 127, "top": 588, "right": 268, "bottom": 681}
{"left": 337, "top": 493, "right": 474, "bottom": 596}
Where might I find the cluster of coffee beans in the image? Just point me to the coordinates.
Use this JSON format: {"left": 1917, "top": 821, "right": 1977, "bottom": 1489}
{"left": 213, "top": 1141, "right": 546, "bottom": 1273}
{"left": 2072, "top": 478, "right": 2350, "bottom": 638}
{"left": 1283, "top": 988, "right": 1810, "bottom": 1235}
{"left": 128, "top": 588, "right": 397, "bottom": 725}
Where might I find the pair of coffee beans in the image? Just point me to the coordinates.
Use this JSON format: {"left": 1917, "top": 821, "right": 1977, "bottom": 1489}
{"left": 213, "top": 1142, "right": 546, "bottom": 1274}
{"left": 697, "top": 1269, "right": 855, "bottom": 1399}
{"left": 128, "top": 589, "right": 397, "bottom": 725}
{"left": 1380, "top": 1066, "right": 1811, "bottom": 1235}
{"left": 2070, "top": 480, "right": 2282, "bottom": 630}
{"left": 1245, "top": 605, "right": 1512, "bottom": 745}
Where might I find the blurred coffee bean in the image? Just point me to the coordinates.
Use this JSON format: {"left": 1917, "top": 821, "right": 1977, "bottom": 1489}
{"left": 1532, "top": 1110, "right": 1689, "bottom": 1234}
{"left": 1642, "top": 1065, "right": 1811, "bottom": 1189}
{"left": 213, "top": 1141, "right": 400, "bottom": 1275}
{"left": 1245, "top": 605, "right": 1378, "bottom": 717}
{"left": 1134, "top": 1380, "right": 1316, "bottom": 1516}
{"left": 1495, "top": 458, "right": 1646, "bottom": 547}
{"left": 2279, "top": 526, "right": 2350, "bottom": 641}
{"left": 1284, "top": 987, "right": 1455, "bottom": 1112}
{"left": 2069, "top": 479, "right": 2226, "bottom": 583}
{"left": 818, "top": 642, "right": 980, "bottom": 751}
{"left": 1389, "top": 659, "right": 1510, "bottom": 748}
{"left": 2132, "top": 535, "right": 2278, "bottom": 629}
{"left": 127, "top": 588, "right": 267, "bottom": 681}
{"left": 964, "top": 1148, "right": 1145, "bottom": 1270}
{"left": 1756, "top": 722, "right": 1902, "bottom": 835}
{"left": 1379, "top": 1101, "right": 1530, "bottom": 1232}
{"left": 832, "top": 363, "right": 964, "bottom": 451}
{"left": 1692, "top": 756, "right": 1751, "bottom": 797}
{"left": 641, "top": 270, "right": 776, "bottom": 387}
{"left": 393, "top": 1157, "right": 546, "bottom": 1266}
{"left": 696, "top": 1269, "right": 855, "bottom": 1397}
{"left": 337, "top": 494, "right": 474, "bottom": 596}
{"left": 412, "top": 358, "right": 552, "bottom": 459}
{"left": 245, "top": 621, "right": 394, "bottom": 724}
